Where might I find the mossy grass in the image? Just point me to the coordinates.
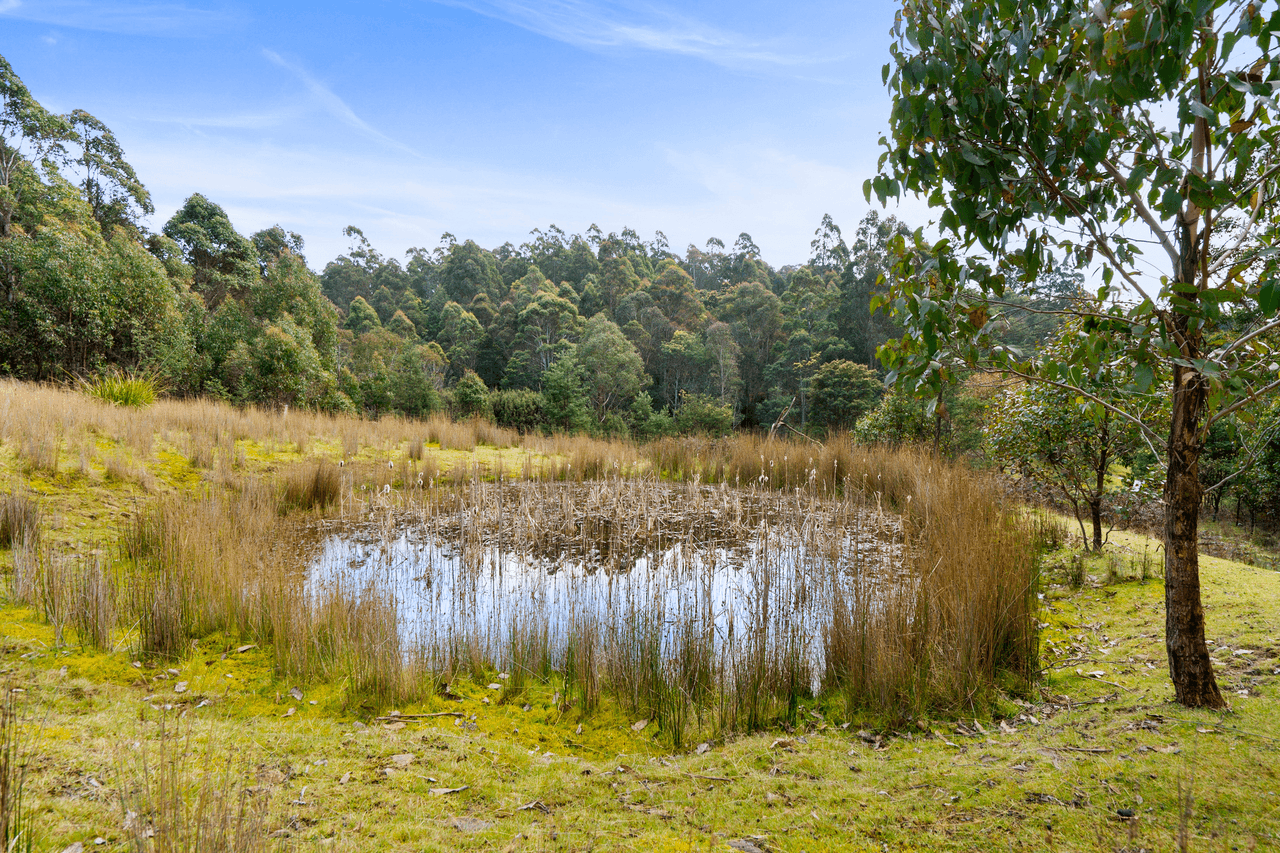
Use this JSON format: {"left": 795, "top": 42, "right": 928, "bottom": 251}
{"left": 0, "top": 379, "right": 1277, "bottom": 850}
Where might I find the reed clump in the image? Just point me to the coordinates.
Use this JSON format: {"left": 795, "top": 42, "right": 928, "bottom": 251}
{"left": 116, "top": 712, "right": 269, "bottom": 853}
{"left": 0, "top": 490, "right": 38, "bottom": 549}
{"left": 279, "top": 459, "right": 341, "bottom": 512}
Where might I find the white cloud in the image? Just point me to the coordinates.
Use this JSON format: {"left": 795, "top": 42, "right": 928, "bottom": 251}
{"left": 429, "top": 0, "right": 837, "bottom": 70}
{"left": 0, "top": 1, "right": 235, "bottom": 35}
{"left": 261, "top": 50, "right": 421, "bottom": 158}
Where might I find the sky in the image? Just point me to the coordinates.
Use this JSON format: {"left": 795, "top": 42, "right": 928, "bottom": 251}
{"left": 0, "top": 0, "right": 923, "bottom": 271}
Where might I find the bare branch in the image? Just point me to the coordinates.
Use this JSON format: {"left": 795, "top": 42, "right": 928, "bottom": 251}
{"left": 1213, "top": 316, "right": 1280, "bottom": 363}
{"left": 1100, "top": 155, "right": 1180, "bottom": 268}
{"left": 1207, "top": 376, "right": 1280, "bottom": 429}
{"left": 972, "top": 365, "right": 1166, "bottom": 453}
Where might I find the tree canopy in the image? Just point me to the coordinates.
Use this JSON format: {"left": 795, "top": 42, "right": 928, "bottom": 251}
{"left": 869, "top": 0, "right": 1280, "bottom": 707}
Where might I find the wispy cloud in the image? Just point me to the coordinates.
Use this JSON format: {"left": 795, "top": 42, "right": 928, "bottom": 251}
{"left": 430, "top": 0, "right": 834, "bottom": 69}
{"left": 261, "top": 50, "right": 420, "bottom": 158}
{"left": 0, "top": 1, "right": 236, "bottom": 35}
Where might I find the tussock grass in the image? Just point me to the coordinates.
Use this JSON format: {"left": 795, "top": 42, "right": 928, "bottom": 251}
{"left": 76, "top": 370, "right": 160, "bottom": 408}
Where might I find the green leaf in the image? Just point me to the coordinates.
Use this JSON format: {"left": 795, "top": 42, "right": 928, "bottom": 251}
{"left": 1259, "top": 280, "right": 1279, "bottom": 316}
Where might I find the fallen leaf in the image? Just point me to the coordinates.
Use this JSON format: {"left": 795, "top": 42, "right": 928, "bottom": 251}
{"left": 383, "top": 721, "right": 406, "bottom": 731}
{"left": 487, "top": 683, "right": 502, "bottom": 691}
{"left": 174, "top": 682, "right": 188, "bottom": 694}
{"left": 339, "top": 772, "right": 351, "bottom": 784}
{"left": 289, "top": 687, "right": 304, "bottom": 701}
{"left": 517, "top": 800, "right": 551, "bottom": 814}
{"left": 389, "top": 753, "right": 415, "bottom": 767}
{"left": 282, "top": 706, "right": 295, "bottom": 718}
{"left": 631, "top": 718, "right": 649, "bottom": 732}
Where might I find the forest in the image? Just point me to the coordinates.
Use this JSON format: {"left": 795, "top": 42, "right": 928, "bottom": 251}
{"left": 0, "top": 49, "right": 1276, "bottom": 534}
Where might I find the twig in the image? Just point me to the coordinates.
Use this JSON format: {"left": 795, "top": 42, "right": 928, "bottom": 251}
{"left": 374, "top": 712, "right": 465, "bottom": 721}
{"left": 686, "top": 773, "right": 737, "bottom": 782}
{"left": 1045, "top": 746, "right": 1113, "bottom": 754}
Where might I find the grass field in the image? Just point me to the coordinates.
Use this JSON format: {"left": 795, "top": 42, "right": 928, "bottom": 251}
{"left": 1, "top": 380, "right": 1277, "bottom": 852}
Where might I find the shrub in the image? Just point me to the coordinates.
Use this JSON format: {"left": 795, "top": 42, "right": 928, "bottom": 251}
{"left": 490, "top": 388, "right": 546, "bottom": 433}
{"left": 451, "top": 370, "right": 492, "bottom": 421}
{"left": 675, "top": 393, "right": 733, "bottom": 437}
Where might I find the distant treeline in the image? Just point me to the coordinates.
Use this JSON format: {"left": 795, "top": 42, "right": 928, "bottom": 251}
{"left": 0, "top": 52, "right": 1075, "bottom": 442}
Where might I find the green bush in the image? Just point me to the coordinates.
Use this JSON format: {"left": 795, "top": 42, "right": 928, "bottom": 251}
{"left": 490, "top": 388, "right": 546, "bottom": 433}
{"left": 77, "top": 370, "right": 161, "bottom": 407}
{"left": 675, "top": 393, "right": 733, "bottom": 437}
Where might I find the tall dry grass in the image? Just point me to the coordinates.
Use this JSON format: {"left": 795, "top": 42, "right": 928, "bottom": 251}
{"left": 1, "top": 379, "right": 1038, "bottom": 727}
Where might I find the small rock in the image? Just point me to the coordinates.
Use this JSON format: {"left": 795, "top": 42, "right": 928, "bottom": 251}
{"left": 289, "top": 687, "right": 304, "bottom": 701}
{"left": 174, "top": 682, "right": 188, "bottom": 694}
{"left": 389, "top": 753, "right": 414, "bottom": 767}
{"left": 696, "top": 742, "right": 711, "bottom": 755}
{"left": 61, "top": 843, "right": 84, "bottom": 853}
{"left": 487, "top": 683, "right": 502, "bottom": 691}
{"left": 727, "top": 840, "right": 766, "bottom": 853}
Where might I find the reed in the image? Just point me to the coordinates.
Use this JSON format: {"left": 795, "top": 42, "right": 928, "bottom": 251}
{"left": 116, "top": 712, "right": 269, "bottom": 853}
{"left": 0, "top": 684, "right": 32, "bottom": 853}
{"left": 70, "top": 554, "right": 117, "bottom": 650}
{"left": 0, "top": 490, "right": 38, "bottom": 549}
{"left": 279, "top": 459, "right": 341, "bottom": 512}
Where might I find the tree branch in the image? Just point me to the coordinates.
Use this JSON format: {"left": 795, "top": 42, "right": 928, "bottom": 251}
{"left": 1207, "top": 376, "right": 1280, "bottom": 429}
{"left": 1099, "top": 155, "right": 1180, "bottom": 268}
{"left": 972, "top": 365, "right": 1165, "bottom": 453}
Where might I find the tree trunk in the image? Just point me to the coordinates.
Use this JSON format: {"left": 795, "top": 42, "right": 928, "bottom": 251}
{"left": 1088, "top": 497, "right": 1103, "bottom": 553}
{"left": 1164, "top": 364, "right": 1225, "bottom": 708}
{"left": 1163, "top": 61, "right": 1226, "bottom": 709}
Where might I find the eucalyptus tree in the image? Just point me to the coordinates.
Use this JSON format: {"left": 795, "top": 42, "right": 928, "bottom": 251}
{"left": 65, "top": 109, "right": 152, "bottom": 235}
{"left": 870, "top": 0, "right": 1280, "bottom": 706}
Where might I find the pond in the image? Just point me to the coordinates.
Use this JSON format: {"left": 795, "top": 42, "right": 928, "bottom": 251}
{"left": 306, "top": 478, "right": 909, "bottom": 681}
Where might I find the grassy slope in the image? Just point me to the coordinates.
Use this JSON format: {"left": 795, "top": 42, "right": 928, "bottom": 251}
{"left": 2, "top": 423, "right": 1278, "bottom": 852}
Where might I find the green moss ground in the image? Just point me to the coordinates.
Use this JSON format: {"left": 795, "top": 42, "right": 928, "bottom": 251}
{"left": 2, "top": 429, "right": 1278, "bottom": 851}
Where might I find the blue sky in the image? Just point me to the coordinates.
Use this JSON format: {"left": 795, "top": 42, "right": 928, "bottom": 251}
{"left": 1, "top": 0, "right": 920, "bottom": 270}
